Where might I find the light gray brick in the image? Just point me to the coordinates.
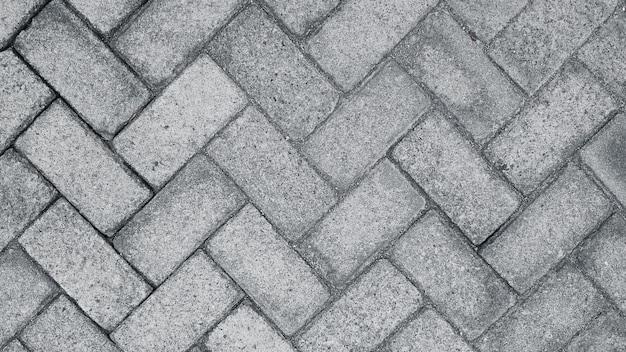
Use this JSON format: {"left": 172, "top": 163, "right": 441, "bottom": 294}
{"left": 1, "top": 340, "right": 27, "bottom": 352}
{"left": 0, "top": 50, "right": 53, "bottom": 151}
{"left": 304, "top": 61, "right": 429, "bottom": 188}
{"left": 393, "top": 9, "right": 523, "bottom": 142}
{"left": 301, "top": 160, "right": 425, "bottom": 287}
{"left": 206, "top": 303, "right": 296, "bottom": 352}
{"left": 306, "top": 0, "right": 437, "bottom": 89}
{"left": 475, "top": 266, "right": 605, "bottom": 352}
{"left": 208, "top": 5, "right": 340, "bottom": 140}
{"left": 391, "top": 211, "right": 515, "bottom": 338}
{"left": 207, "top": 106, "right": 336, "bottom": 240}
{"left": 296, "top": 260, "right": 422, "bottom": 352}
{"left": 14, "top": 1, "right": 151, "bottom": 138}
{"left": 19, "top": 199, "right": 152, "bottom": 330}
{"left": 0, "top": 149, "right": 55, "bottom": 251}
{"left": 264, "top": 0, "right": 339, "bottom": 35}
{"left": 114, "top": 154, "right": 244, "bottom": 285}
{"left": 0, "top": 247, "right": 55, "bottom": 346}
{"left": 565, "top": 310, "right": 626, "bottom": 352}
{"left": 15, "top": 100, "right": 151, "bottom": 235}
{"left": 111, "top": 252, "right": 242, "bottom": 352}
{"left": 486, "top": 61, "right": 617, "bottom": 194}
{"left": 446, "top": 0, "right": 528, "bottom": 42}
{"left": 393, "top": 110, "right": 520, "bottom": 244}
{"left": 488, "top": 0, "right": 616, "bottom": 93}
{"left": 208, "top": 204, "right": 330, "bottom": 335}
{"left": 21, "top": 296, "right": 120, "bottom": 352}
{"left": 0, "top": 0, "right": 45, "bottom": 48}
{"left": 67, "top": 0, "right": 143, "bottom": 35}
{"left": 113, "top": 54, "right": 246, "bottom": 188}
{"left": 113, "top": 0, "right": 241, "bottom": 86}
{"left": 481, "top": 164, "right": 611, "bottom": 293}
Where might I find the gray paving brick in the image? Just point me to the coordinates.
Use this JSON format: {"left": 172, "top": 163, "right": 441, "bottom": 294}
{"left": 14, "top": 1, "right": 151, "bottom": 139}
{"left": 565, "top": 310, "right": 626, "bottom": 352}
{"left": 306, "top": 0, "right": 437, "bottom": 89}
{"left": 0, "top": 247, "right": 55, "bottom": 346}
{"left": 0, "top": 50, "right": 53, "bottom": 151}
{"left": 111, "top": 252, "right": 242, "bottom": 352}
{"left": 21, "top": 296, "right": 120, "bottom": 352}
{"left": 19, "top": 199, "right": 151, "bottom": 330}
{"left": 264, "top": 0, "right": 339, "bottom": 36}
{"left": 0, "top": 149, "right": 55, "bottom": 251}
{"left": 208, "top": 204, "right": 330, "bottom": 335}
{"left": 206, "top": 303, "right": 296, "bottom": 352}
{"left": 304, "top": 61, "right": 429, "bottom": 188}
{"left": 113, "top": 0, "right": 241, "bottom": 87}
{"left": 393, "top": 8, "right": 523, "bottom": 143}
{"left": 296, "top": 260, "right": 421, "bottom": 352}
{"left": 488, "top": 0, "right": 616, "bottom": 93}
{"left": 113, "top": 54, "right": 246, "bottom": 188}
{"left": 0, "top": 0, "right": 45, "bottom": 48}
{"left": 1, "top": 340, "right": 27, "bottom": 352}
{"left": 486, "top": 61, "right": 617, "bottom": 194}
{"left": 15, "top": 100, "right": 151, "bottom": 235}
{"left": 393, "top": 110, "right": 520, "bottom": 244}
{"left": 481, "top": 164, "right": 611, "bottom": 293}
{"left": 301, "top": 160, "right": 425, "bottom": 287}
{"left": 67, "top": 0, "right": 143, "bottom": 35}
{"left": 446, "top": 0, "right": 528, "bottom": 42}
{"left": 475, "top": 266, "right": 605, "bottom": 352}
{"left": 114, "top": 154, "right": 244, "bottom": 285}
{"left": 206, "top": 106, "right": 336, "bottom": 240}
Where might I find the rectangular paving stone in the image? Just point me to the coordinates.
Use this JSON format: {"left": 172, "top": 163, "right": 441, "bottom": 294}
{"left": 475, "top": 266, "right": 605, "bottom": 352}
{"left": 111, "top": 252, "right": 243, "bottom": 352}
{"left": 0, "top": 149, "right": 55, "bottom": 251}
{"left": 488, "top": 0, "right": 616, "bottom": 93}
{"left": 67, "top": 0, "right": 143, "bottom": 35}
{"left": 304, "top": 61, "right": 429, "bottom": 188}
{"left": 0, "top": 0, "right": 45, "bottom": 48}
{"left": 393, "top": 8, "right": 523, "bottom": 142}
{"left": 296, "top": 260, "right": 422, "bottom": 352}
{"left": 301, "top": 160, "right": 425, "bottom": 287}
{"left": 264, "top": 0, "right": 339, "bottom": 35}
{"left": 208, "top": 204, "right": 329, "bottom": 335}
{"left": 481, "top": 164, "right": 611, "bottom": 293}
{"left": 1, "top": 340, "right": 27, "bottom": 352}
{"left": 446, "top": 0, "right": 528, "bottom": 42}
{"left": 113, "top": 54, "right": 246, "bottom": 188}
{"left": 206, "top": 106, "right": 336, "bottom": 240}
{"left": 113, "top": 0, "right": 241, "bottom": 87}
{"left": 392, "top": 110, "right": 520, "bottom": 244}
{"left": 21, "top": 296, "right": 121, "bottom": 352}
{"left": 565, "top": 310, "right": 626, "bottom": 352}
{"left": 14, "top": 0, "right": 151, "bottom": 138}
{"left": 114, "top": 154, "right": 244, "bottom": 285}
{"left": 208, "top": 5, "right": 339, "bottom": 140}
{"left": 0, "top": 50, "right": 53, "bottom": 151}
{"left": 15, "top": 100, "right": 152, "bottom": 235}
{"left": 486, "top": 61, "right": 617, "bottom": 194}
{"left": 19, "top": 199, "right": 152, "bottom": 330}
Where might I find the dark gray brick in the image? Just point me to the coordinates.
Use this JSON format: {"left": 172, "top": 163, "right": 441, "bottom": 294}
{"left": 565, "top": 310, "right": 626, "bottom": 352}
{"left": 67, "top": 0, "right": 143, "bottom": 35}
{"left": 264, "top": 0, "right": 339, "bottom": 35}
{"left": 446, "top": 0, "right": 528, "bottom": 42}
{"left": 0, "top": 0, "right": 45, "bottom": 48}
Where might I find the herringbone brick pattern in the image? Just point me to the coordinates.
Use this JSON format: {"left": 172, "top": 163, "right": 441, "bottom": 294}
{"left": 1, "top": 0, "right": 626, "bottom": 350}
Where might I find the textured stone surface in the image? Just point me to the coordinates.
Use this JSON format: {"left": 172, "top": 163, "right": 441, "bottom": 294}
{"left": 446, "top": 0, "right": 528, "bottom": 41}
{"left": 1, "top": 340, "right": 27, "bottom": 352}
{"left": 0, "top": 0, "right": 45, "bottom": 48}
{"left": 264, "top": 0, "right": 339, "bottom": 35}
{"left": 565, "top": 310, "right": 626, "bottom": 352}
{"left": 67, "top": 0, "right": 143, "bottom": 35}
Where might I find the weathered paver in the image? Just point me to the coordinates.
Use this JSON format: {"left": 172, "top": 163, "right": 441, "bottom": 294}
{"left": 481, "top": 164, "right": 611, "bottom": 293}
{"left": 446, "top": 0, "right": 528, "bottom": 42}
{"left": 475, "top": 266, "right": 605, "bottom": 352}
{"left": 208, "top": 5, "right": 340, "bottom": 140}
{"left": 301, "top": 160, "right": 425, "bottom": 287}
{"left": 113, "top": 0, "right": 241, "bottom": 86}
{"left": 67, "top": 0, "right": 143, "bottom": 35}
{"left": 1, "top": 340, "right": 27, "bottom": 352}
{"left": 489, "top": 0, "right": 616, "bottom": 93}
{"left": 111, "top": 252, "right": 242, "bottom": 352}
{"left": 304, "top": 61, "right": 429, "bottom": 188}
{"left": 0, "top": 50, "right": 53, "bottom": 151}
{"left": 306, "top": 0, "right": 437, "bottom": 89}
{"left": 113, "top": 54, "right": 246, "bottom": 188}
{"left": 486, "top": 61, "right": 617, "bottom": 194}
{"left": 15, "top": 100, "right": 151, "bottom": 235}
{"left": 0, "top": 149, "right": 55, "bottom": 251}
{"left": 19, "top": 199, "right": 152, "bottom": 330}
{"left": 207, "top": 106, "right": 336, "bottom": 240}
{"left": 114, "top": 154, "right": 244, "bottom": 285}
{"left": 208, "top": 204, "right": 329, "bottom": 335}
{"left": 0, "top": 0, "right": 45, "bottom": 48}
{"left": 393, "top": 110, "right": 520, "bottom": 244}
{"left": 296, "top": 260, "right": 422, "bottom": 352}
{"left": 206, "top": 303, "right": 296, "bottom": 352}
{"left": 391, "top": 211, "right": 515, "bottom": 338}
{"left": 264, "top": 0, "right": 339, "bottom": 35}
{"left": 393, "top": 8, "right": 523, "bottom": 142}
{"left": 21, "top": 296, "right": 120, "bottom": 352}
{"left": 565, "top": 310, "right": 626, "bottom": 352}
{"left": 14, "top": 0, "right": 151, "bottom": 139}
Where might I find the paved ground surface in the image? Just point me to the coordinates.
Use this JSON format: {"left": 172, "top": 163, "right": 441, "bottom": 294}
{"left": 1, "top": 0, "right": 626, "bottom": 351}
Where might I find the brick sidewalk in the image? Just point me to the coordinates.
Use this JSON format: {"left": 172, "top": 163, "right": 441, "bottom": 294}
{"left": 1, "top": 0, "right": 626, "bottom": 351}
